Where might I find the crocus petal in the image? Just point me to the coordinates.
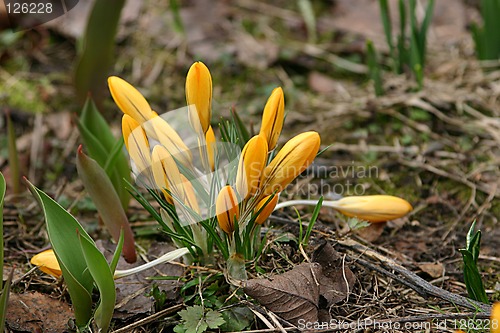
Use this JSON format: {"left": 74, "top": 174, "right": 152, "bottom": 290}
{"left": 492, "top": 302, "right": 500, "bottom": 333}
{"left": 235, "top": 135, "right": 268, "bottom": 199}
{"left": 326, "top": 195, "right": 413, "bottom": 223}
{"left": 186, "top": 62, "right": 212, "bottom": 133}
{"left": 259, "top": 87, "right": 284, "bottom": 150}
{"left": 108, "top": 76, "right": 154, "bottom": 124}
{"left": 31, "top": 249, "right": 62, "bottom": 278}
{"left": 143, "top": 115, "right": 193, "bottom": 167}
{"left": 254, "top": 194, "right": 279, "bottom": 225}
{"left": 206, "top": 126, "right": 216, "bottom": 172}
{"left": 181, "top": 174, "right": 200, "bottom": 214}
{"left": 122, "top": 115, "right": 152, "bottom": 180}
{"left": 151, "top": 145, "right": 185, "bottom": 203}
{"left": 216, "top": 185, "right": 239, "bottom": 234}
{"left": 262, "top": 131, "right": 320, "bottom": 196}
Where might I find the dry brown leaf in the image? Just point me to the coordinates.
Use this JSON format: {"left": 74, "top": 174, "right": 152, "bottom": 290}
{"left": 355, "top": 222, "right": 386, "bottom": 243}
{"left": 312, "top": 242, "right": 356, "bottom": 306}
{"left": 244, "top": 263, "right": 321, "bottom": 325}
{"left": 418, "top": 262, "right": 444, "bottom": 278}
{"left": 6, "top": 292, "right": 73, "bottom": 333}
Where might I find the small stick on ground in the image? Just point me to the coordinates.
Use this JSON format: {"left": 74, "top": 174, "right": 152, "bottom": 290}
{"left": 338, "top": 238, "right": 492, "bottom": 313}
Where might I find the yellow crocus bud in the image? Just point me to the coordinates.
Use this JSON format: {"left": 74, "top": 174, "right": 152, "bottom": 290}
{"left": 235, "top": 135, "right": 268, "bottom": 199}
{"left": 259, "top": 87, "right": 284, "bottom": 150}
{"left": 327, "top": 195, "right": 413, "bottom": 223}
{"left": 206, "top": 126, "right": 216, "bottom": 172}
{"left": 108, "top": 76, "right": 154, "bottom": 124}
{"left": 492, "top": 302, "right": 500, "bottom": 333}
{"left": 216, "top": 185, "right": 239, "bottom": 234}
{"left": 122, "top": 115, "right": 152, "bottom": 178}
{"left": 254, "top": 194, "right": 279, "bottom": 225}
{"left": 151, "top": 145, "right": 184, "bottom": 203}
{"left": 31, "top": 249, "right": 62, "bottom": 278}
{"left": 262, "top": 131, "right": 320, "bottom": 196}
{"left": 186, "top": 62, "right": 212, "bottom": 133}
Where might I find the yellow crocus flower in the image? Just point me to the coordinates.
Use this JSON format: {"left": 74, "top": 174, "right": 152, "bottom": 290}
{"left": 259, "top": 87, "right": 284, "bottom": 150}
{"left": 30, "top": 249, "right": 62, "bottom": 278}
{"left": 186, "top": 61, "right": 212, "bottom": 133}
{"left": 235, "top": 135, "right": 268, "bottom": 199}
{"left": 262, "top": 131, "right": 320, "bottom": 196}
{"left": 327, "top": 195, "right": 413, "bottom": 223}
{"left": 108, "top": 76, "right": 154, "bottom": 124}
{"left": 492, "top": 302, "right": 500, "bottom": 333}
{"left": 254, "top": 194, "right": 279, "bottom": 225}
{"left": 122, "top": 115, "right": 152, "bottom": 179}
{"left": 216, "top": 185, "right": 239, "bottom": 234}
{"left": 206, "top": 125, "right": 216, "bottom": 172}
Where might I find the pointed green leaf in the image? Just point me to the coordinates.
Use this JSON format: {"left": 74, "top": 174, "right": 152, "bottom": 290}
{"left": 26, "top": 179, "right": 94, "bottom": 327}
{"left": 79, "top": 233, "right": 116, "bottom": 332}
{"left": 77, "top": 146, "right": 136, "bottom": 263}
{"left": 459, "top": 249, "right": 489, "bottom": 304}
{"left": 74, "top": 0, "right": 126, "bottom": 104}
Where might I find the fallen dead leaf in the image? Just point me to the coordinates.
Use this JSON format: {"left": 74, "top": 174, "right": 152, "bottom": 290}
{"left": 6, "top": 292, "right": 73, "bottom": 333}
{"left": 418, "top": 262, "right": 444, "bottom": 278}
{"left": 244, "top": 263, "right": 321, "bottom": 325}
{"left": 312, "top": 242, "right": 356, "bottom": 306}
{"left": 355, "top": 222, "right": 386, "bottom": 243}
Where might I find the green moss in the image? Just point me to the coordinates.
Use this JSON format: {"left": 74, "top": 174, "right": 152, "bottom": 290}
{"left": 0, "top": 76, "right": 49, "bottom": 113}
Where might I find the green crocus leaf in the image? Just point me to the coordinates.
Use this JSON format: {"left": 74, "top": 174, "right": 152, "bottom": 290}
{"left": 26, "top": 179, "right": 94, "bottom": 327}
{"left": 76, "top": 146, "right": 136, "bottom": 263}
{"left": 78, "top": 233, "right": 116, "bottom": 332}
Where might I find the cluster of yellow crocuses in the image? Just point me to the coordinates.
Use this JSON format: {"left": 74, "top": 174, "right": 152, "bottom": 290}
{"left": 108, "top": 62, "right": 321, "bottom": 238}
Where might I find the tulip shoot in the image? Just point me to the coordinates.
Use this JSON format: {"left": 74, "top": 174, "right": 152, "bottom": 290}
{"left": 77, "top": 146, "right": 137, "bottom": 263}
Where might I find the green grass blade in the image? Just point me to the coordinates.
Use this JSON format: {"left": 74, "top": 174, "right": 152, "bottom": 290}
{"left": 79, "top": 233, "right": 116, "bottom": 332}
{"left": 304, "top": 197, "right": 323, "bottom": 245}
{"left": 419, "top": 0, "right": 434, "bottom": 65}
{"left": 169, "top": 0, "right": 185, "bottom": 34}
{"left": 366, "top": 40, "right": 384, "bottom": 96}
{"left": 110, "top": 229, "right": 124, "bottom": 273}
{"left": 231, "top": 109, "right": 250, "bottom": 145}
{"left": 298, "top": 0, "right": 317, "bottom": 43}
{"left": 397, "top": 0, "right": 407, "bottom": 73}
{"left": 379, "top": 0, "right": 394, "bottom": 65}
